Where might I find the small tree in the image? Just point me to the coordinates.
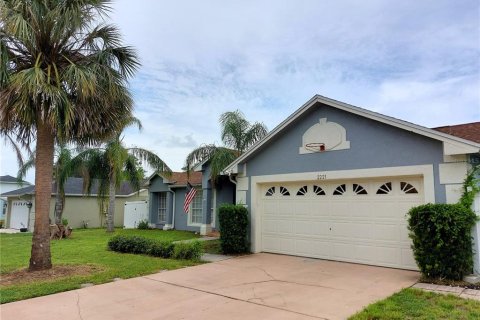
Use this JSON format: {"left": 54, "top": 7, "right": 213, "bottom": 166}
{"left": 186, "top": 110, "right": 267, "bottom": 182}
{"left": 80, "top": 118, "right": 171, "bottom": 232}
{"left": 18, "top": 144, "right": 84, "bottom": 224}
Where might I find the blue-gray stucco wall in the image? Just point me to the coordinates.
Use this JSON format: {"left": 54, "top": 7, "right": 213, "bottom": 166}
{"left": 242, "top": 102, "right": 446, "bottom": 204}
{"left": 148, "top": 173, "right": 235, "bottom": 232}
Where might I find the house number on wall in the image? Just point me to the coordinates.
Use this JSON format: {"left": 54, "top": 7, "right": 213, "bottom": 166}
{"left": 317, "top": 174, "right": 327, "bottom": 180}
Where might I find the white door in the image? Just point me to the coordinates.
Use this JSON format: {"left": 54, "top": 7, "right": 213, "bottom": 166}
{"left": 259, "top": 177, "right": 424, "bottom": 270}
{"left": 123, "top": 201, "right": 149, "bottom": 228}
{"left": 10, "top": 200, "right": 30, "bottom": 229}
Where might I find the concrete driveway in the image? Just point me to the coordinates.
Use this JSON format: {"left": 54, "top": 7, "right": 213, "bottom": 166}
{"left": 1, "top": 253, "right": 418, "bottom": 320}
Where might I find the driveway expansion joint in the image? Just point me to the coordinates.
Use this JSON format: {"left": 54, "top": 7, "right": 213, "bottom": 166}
{"left": 142, "top": 275, "right": 328, "bottom": 320}
{"left": 75, "top": 291, "right": 84, "bottom": 320}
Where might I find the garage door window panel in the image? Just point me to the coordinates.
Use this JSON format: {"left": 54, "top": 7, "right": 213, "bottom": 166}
{"left": 296, "top": 186, "right": 308, "bottom": 196}
{"left": 333, "top": 184, "right": 346, "bottom": 195}
{"left": 353, "top": 183, "right": 368, "bottom": 195}
{"left": 313, "top": 185, "right": 326, "bottom": 195}
{"left": 376, "top": 182, "right": 392, "bottom": 195}
{"left": 400, "top": 182, "right": 418, "bottom": 194}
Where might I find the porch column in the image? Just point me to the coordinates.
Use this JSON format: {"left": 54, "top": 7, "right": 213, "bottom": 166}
{"left": 200, "top": 186, "right": 212, "bottom": 235}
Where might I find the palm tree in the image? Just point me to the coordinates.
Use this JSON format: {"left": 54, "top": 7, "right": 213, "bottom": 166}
{"left": 79, "top": 118, "right": 171, "bottom": 232}
{"left": 185, "top": 110, "right": 268, "bottom": 181}
{"left": 18, "top": 144, "right": 84, "bottom": 225}
{"left": 0, "top": 0, "right": 139, "bottom": 271}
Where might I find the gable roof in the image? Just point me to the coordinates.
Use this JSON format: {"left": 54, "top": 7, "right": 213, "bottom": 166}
{"left": 145, "top": 171, "right": 202, "bottom": 187}
{"left": 224, "top": 95, "right": 480, "bottom": 173}
{"left": 0, "top": 175, "right": 30, "bottom": 184}
{"left": 433, "top": 122, "right": 480, "bottom": 144}
{"left": 1, "top": 177, "right": 143, "bottom": 197}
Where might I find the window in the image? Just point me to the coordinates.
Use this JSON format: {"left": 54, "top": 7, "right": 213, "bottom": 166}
{"left": 313, "top": 185, "right": 326, "bottom": 195}
{"left": 376, "top": 182, "right": 392, "bottom": 195}
{"left": 265, "top": 187, "right": 275, "bottom": 196}
{"left": 353, "top": 183, "right": 368, "bottom": 195}
{"left": 190, "top": 189, "right": 203, "bottom": 224}
{"left": 158, "top": 193, "right": 167, "bottom": 222}
{"left": 333, "top": 184, "right": 346, "bottom": 195}
{"left": 280, "top": 186, "right": 290, "bottom": 196}
{"left": 400, "top": 182, "right": 418, "bottom": 194}
{"left": 297, "top": 186, "right": 308, "bottom": 196}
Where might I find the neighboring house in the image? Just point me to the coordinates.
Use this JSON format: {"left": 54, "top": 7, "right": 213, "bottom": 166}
{"left": 0, "top": 175, "right": 31, "bottom": 224}
{"left": 224, "top": 95, "right": 480, "bottom": 273}
{"left": 146, "top": 161, "right": 236, "bottom": 235}
{"left": 1, "top": 177, "right": 147, "bottom": 230}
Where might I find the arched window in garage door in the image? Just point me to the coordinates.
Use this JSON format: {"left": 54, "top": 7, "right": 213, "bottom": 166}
{"left": 333, "top": 184, "right": 346, "bottom": 195}
{"left": 313, "top": 185, "right": 326, "bottom": 195}
{"left": 280, "top": 186, "right": 290, "bottom": 196}
{"left": 376, "top": 182, "right": 392, "bottom": 194}
{"left": 353, "top": 183, "right": 368, "bottom": 195}
{"left": 265, "top": 187, "right": 275, "bottom": 196}
{"left": 296, "top": 186, "right": 308, "bottom": 196}
{"left": 400, "top": 182, "right": 418, "bottom": 194}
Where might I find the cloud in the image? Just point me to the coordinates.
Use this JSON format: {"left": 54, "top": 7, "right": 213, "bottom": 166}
{"left": 1, "top": 0, "right": 479, "bottom": 181}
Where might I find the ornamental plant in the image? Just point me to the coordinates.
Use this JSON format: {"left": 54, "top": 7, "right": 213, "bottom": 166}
{"left": 218, "top": 204, "right": 249, "bottom": 254}
{"left": 407, "top": 203, "right": 477, "bottom": 280}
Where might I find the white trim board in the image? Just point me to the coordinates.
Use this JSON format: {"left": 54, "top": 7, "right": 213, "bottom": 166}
{"left": 249, "top": 164, "right": 434, "bottom": 253}
{"left": 225, "top": 95, "right": 480, "bottom": 173}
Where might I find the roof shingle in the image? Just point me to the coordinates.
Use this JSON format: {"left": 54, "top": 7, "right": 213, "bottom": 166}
{"left": 433, "top": 122, "right": 480, "bottom": 144}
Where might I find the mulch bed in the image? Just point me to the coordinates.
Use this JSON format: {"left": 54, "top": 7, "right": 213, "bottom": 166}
{"left": 0, "top": 265, "right": 103, "bottom": 287}
{"left": 420, "top": 277, "right": 480, "bottom": 290}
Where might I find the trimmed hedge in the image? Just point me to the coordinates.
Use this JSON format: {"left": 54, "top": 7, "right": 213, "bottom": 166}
{"left": 218, "top": 204, "right": 249, "bottom": 254}
{"left": 407, "top": 203, "right": 477, "bottom": 280}
{"left": 107, "top": 235, "right": 202, "bottom": 260}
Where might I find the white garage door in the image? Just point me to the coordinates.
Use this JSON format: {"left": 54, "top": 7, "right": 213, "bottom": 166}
{"left": 259, "top": 177, "right": 424, "bottom": 270}
{"left": 10, "top": 200, "right": 30, "bottom": 229}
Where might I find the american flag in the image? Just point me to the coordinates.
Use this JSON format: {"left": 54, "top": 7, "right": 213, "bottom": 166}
{"left": 183, "top": 182, "right": 197, "bottom": 213}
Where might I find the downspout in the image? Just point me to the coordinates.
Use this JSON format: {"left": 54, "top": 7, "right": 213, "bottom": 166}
{"left": 228, "top": 172, "right": 237, "bottom": 185}
{"left": 167, "top": 189, "right": 175, "bottom": 230}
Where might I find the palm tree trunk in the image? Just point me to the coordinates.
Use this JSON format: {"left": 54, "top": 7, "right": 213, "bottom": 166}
{"left": 29, "top": 120, "right": 54, "bottom": 271}
{"left": 106, "top": 170, "right": 116, "bottom": 232}
{"left": 54, "top": 181, "right": 63, "bottom": 224}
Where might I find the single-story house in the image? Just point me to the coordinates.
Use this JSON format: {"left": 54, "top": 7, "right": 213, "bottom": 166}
{"left": 146, "top": 160, "right": 236, "bottom": 235}
{"left": 0, "top": 175, "right": 31, "bottom": 223}
{"left": 1, "top": 177, "right": 147, "bottom": 230}
{"left": 223, "top": 95, "right": 480, "bottom": 272}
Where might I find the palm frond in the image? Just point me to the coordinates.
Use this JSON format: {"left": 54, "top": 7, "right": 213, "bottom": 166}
{"left": 129, "top": 147, "right": 171, "bottom": 176}
{"left": 209, "top": 148, "right": 237, "bottom": 184}
{"left": 185, "top": 144, "right": 218, "bottom": 173}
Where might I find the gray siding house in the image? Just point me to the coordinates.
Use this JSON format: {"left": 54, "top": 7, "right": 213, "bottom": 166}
{"left": 224, "top": 95, "right": 480, "bottom": 272}
{"left": 146, "top": 161, "right": 235, "bottom": 235}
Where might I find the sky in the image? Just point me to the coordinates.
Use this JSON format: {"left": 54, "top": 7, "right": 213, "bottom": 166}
{"left": 1, "top": 0, "right": 479, "bottom": 183}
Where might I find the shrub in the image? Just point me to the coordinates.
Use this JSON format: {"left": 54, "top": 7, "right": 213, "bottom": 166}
{"left": 407, "top": 203, "right": 477, "bottom": 280}
{"left": 218, "top": 204, "right": 249, "bottom": 254}
{"left": 172, "top": 241, "right": 203, "bottom": 260}
{"left": 61, "top": 218, "right": 68, "bottom": 226}
{"left": 137, "top": 219, "right": 150, "bottom": 229}
{"left": 108, "top": 235, "right": 202, "bottom": 260}
{"left": 148, "top": 241, "right": 175, "bottom": 258}
{"left": 108, "top": 235, "right": 153, "bottom": 254}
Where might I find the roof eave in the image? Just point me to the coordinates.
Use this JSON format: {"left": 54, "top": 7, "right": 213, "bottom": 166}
{"left": 224, "top": 95, "right": 480, "bottom": 173}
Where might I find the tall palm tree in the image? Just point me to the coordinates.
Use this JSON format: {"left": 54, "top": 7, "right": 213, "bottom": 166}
{"left": 186, "top": 110, "right": 267, "bottom": 181}
{"left": 18, "top": 144, "right": 84, "bottom": 225}
{"left": 0, "top": 0, "right": 139, "bottom": 271}
{"left": 79, "top": 118, "right": 171, "bottom": 232}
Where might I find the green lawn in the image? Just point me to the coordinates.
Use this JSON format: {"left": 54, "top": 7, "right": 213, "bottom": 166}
{"left": 0, "top": 228, "right": 200, "bottom": 303}
{"left": 349, "top": 288, "right": 480, "bottom": 320}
